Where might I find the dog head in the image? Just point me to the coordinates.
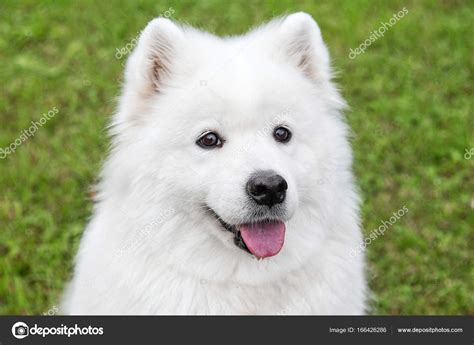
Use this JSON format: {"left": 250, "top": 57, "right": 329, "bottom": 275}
{"left": 108, "top": 13, "right": 352, "bottom": 282}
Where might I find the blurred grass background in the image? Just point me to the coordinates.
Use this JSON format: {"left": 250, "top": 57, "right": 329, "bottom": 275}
{"left": 0, "top": 0, "right": 472, "bottom": 314}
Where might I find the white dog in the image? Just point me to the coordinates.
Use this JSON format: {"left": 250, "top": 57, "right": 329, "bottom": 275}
{"left": 62, "top": 12, "right": 367, "bottom": 314}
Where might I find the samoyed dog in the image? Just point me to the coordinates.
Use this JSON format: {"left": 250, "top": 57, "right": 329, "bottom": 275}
{"left": 62, "top": 12, "right": 366, "bottom": 314}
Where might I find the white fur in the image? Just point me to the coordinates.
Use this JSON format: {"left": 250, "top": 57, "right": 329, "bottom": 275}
{"left": 62, "top": 12, "right": 367, "bottom": 315}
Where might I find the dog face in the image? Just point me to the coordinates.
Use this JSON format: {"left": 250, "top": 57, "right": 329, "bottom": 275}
{"left": 160, "top": 73, "right": 308, "bottom": 259}
{"left": 110, "top": 13, "right": 350, "bottom": 280}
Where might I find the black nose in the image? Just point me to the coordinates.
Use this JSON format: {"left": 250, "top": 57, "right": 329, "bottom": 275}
{"left": 246, "top": 171, "right": 288, "bottom": 207}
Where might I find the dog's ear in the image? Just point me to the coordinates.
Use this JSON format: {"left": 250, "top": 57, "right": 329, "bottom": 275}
{"left": 125, "top": 18, "right": 183, "bottom": 96}
{"left": 274, "top": 12, "right": 331, "bottom": 83}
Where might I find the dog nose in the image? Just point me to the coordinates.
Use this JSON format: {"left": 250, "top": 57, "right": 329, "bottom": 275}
{"left": 246, "top": 171, "right": 288, "bottom": 207}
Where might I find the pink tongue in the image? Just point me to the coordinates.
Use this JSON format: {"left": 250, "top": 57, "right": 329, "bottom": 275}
{"left": 239, "top": 221, "right": 285, "bottom": 259}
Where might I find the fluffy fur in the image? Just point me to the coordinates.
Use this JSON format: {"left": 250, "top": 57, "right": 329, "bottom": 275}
{"left": 62, "top": 12, "right": 367, "bottom": 314}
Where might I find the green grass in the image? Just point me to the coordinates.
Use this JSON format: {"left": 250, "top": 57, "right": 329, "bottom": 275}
{"left": 0, "top": 0, "right": 472, "bottom": 315}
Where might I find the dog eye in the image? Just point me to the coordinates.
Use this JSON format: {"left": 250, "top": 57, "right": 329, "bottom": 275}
{"left": 273, "top": 126, "right": 292, "bottom": 143}
{"left": 197, "top": 131, "right": 223, "bottom": 149}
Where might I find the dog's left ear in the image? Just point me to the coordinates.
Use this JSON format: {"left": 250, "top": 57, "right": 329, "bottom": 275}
{"left": 274, "top": 12, "right": 331, "bottom": 83}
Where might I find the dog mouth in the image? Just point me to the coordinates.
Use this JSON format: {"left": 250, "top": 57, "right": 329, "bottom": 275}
{"left": 207, "top": 208, "right": 286, "bottom": 259}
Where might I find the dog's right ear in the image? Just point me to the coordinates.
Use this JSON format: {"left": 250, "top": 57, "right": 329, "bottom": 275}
{"left": 125, "top": 18, "right": 184, "bottom": 96}
{"left": 259, "top": 13, "right": 331, "bottom": 84}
